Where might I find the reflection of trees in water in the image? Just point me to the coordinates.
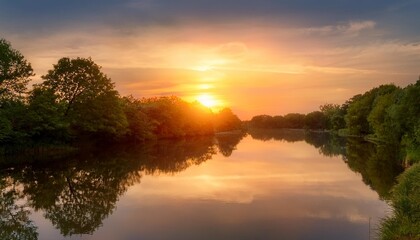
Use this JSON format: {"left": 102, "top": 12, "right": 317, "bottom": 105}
{"left": 215, "top": 132, "right": 247, "bottom": 157}
{"left": 14, "top": 152, "right": 144, "bottom": 236}
{"left": 250, "top": 128, "right": 403, "bottom": 199}
{"left": 140, "top": 137, "right": 217, "bottom": 175}
{"left": 0, "top": 176, "right": 38, "bottom": 240}
{"left": 248, "top": 128, "right": 305, "bottom": 142}
{"left": 344, "top": 139, "right": 403, "bottom": 199}
{"left": 0, "top": 135, "right": 235, "bottom": 238}
{"left": 305, "top": 132, "right": 347, "bottom": 157}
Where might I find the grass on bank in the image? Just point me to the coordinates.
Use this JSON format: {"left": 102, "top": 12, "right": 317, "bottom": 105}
{"left": 379, "top": 163, "right": 420, "bottom": 240}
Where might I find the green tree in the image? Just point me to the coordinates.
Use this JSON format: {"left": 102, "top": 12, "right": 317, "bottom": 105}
{"left": 40, "top": 57, "right": 127, "bottom": 137}
{"left": 304, "top": 111, "right": 326, "bottom": 130}
{"left": 121, "top": 96, "right": 155, "bottom": 142}
{"left": 345, "top": 84, "right": 398, "bottom": 135}
{"left": 0, "top": 39, "right": 33, "bottom": 101}
{"left": 367, "top": 88, "right": 402, "bottom": 143}
{"left": 0, "top": 39, "right": 33, "bottom": 143}
{"left": 283, "top": 113, "right": 305, "bottom": 128}
{"left": 320, "top": 103, "right": 346, "bottom": 130}
{"left": 26, "top": 86, "right": 68, "bottom": 142}
{"left": 0, "top": 100, "right": 29, "bottom": 142}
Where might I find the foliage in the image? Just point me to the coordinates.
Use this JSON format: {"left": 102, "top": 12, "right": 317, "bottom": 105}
{"left": 26, "top": 86, "right": 69, "bottom": 142}
{"left": 320, "top": 103, "right": 346, "bottom": 130}
{"left": 380, "top": 163, "right": 420, "bottom": 240}
{"left": 0, "top": 38, "right": 33, "bottom": 101}
{"left": 345, "top": 84, "right": 399, "bottom": 136}
{"left": 0, "top": 38, "right": 33, "bottom": 143}
{"left": 249, "top": 113, "right": 306, "bottom": 129}
{"left": 120, "top": 96, "right": 155, "bottom": 141}
{"left": 0, "top": 100, "right": 30, "bottom": 142}
{"left": 214, "top": 108, "right": 242, "bottom": 132}
{"left": 40, "top": 57, "right": 128, "bottom": 137}
{"left": 304, "top": 111, "right": 326, "bottom": 130}
{"left": 139, "top": 96, "right": 214, "bottom": 138}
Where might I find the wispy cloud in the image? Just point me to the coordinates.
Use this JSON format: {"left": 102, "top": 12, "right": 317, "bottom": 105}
{"left": 297, "top": 20, "right": 376, "bottom": 36}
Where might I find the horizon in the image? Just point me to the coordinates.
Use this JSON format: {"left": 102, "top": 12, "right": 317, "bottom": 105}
{"left": 2, "top": 0, "right": 420, "bottom": 119}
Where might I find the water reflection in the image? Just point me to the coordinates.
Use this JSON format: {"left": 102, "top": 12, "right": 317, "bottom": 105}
{"left": 215, "top": 132, "right": 247, "bottom": 157}
{"left": 0, "top": 177, "right": 38, "bottom": 240}
{"left": 0, "top": 131, "right": 403, "bottom": 239}
{"left": 0, "top": 135, "right": 231, "bottom": 238}
{"left": 344, "top": 139, "right": 403, "bottom": 198}
{"left": 248, "top": 128, "right": 403, "bottom": 199}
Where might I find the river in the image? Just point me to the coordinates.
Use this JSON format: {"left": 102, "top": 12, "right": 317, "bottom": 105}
{"left": 0, "top": 129, "right": 402, "bottom": 239}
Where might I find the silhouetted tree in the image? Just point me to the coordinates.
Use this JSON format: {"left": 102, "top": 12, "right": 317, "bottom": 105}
{"left": 0, "top": 39, "right": 33, "bottom": 142}
{"left": 214, "top": 108, "right": 242, "bottom": 132}
{"left": 0, "top": 38, "right": 33, "bottom": 101}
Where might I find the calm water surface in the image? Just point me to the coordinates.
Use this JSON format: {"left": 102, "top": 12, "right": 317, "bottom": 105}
{"left": 1, "top": 130, "right": 400, "bottom": 240}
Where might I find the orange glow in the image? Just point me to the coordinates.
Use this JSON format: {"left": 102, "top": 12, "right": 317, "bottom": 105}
{"left": 197, "top": 94, "right": 218, "bottom": 108}
{"left": 19, "top": 21, "right": 413, "bottom": 120}
{"left": 193, "top": 65, "right": 213, "bottom": 72}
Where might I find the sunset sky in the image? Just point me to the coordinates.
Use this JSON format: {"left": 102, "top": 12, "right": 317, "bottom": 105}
{"left": 1, "top": 0, "right": 419, "bottom": 119}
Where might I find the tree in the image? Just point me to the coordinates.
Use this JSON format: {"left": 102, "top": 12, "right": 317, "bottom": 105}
{"left": 40, "top": 57, "right": 127, "bottom": 137}
{"left": 214, "top": 108, "right": 242, "bottom": 132}
{"left": 304, "top": 111, "right": 326, "bottom": 130}
{"left": 345, "top": 84, "right": 398, "bottom": 135}
{"left": 0, "top": 100, "right": 29, "bottom": 142}
{"left": 249, "top": 115, "right": 274, "bottom": 128}
{"left": 121, "top": 96, "right": 155, "bottom": 141}
{"left": 367, "top": 88, "right": 401, "bottom": 142}
{"left": 0, "top": 39, "right": 33, "bottom": 101}
{"left": 26, "top": 86, "right": 68, "bottom": 141}
{"left": 320, "top": 103, "right": 346, "bottom": 130}
{"left": 0, "top": 39, "right": 33, "bottom": 142}
{"left": 139, "top": 96, "right": 214, "bottom": 138}
{"left": 283, "top": 113, "right": 305, "bottom": 128}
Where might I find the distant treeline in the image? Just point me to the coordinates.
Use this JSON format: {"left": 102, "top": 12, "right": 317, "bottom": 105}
{"left": 249, "top": 81, "right": 420, "bottom": 164}
{"left": 0, "top": 38, "right": 242, "bottom": 144}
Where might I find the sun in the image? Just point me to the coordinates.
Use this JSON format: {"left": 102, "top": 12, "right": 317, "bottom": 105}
{"left": 197, "top": 94, "right": 217, "bottom": 108}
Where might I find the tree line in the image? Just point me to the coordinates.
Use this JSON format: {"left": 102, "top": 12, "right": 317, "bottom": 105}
{"left": 249, "top": 81, "right": 420, "bottom": 164}
{"left": 0, "top": 39, "right": 242, "bottom": 145}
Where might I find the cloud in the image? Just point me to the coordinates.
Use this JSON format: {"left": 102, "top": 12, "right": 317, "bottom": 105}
{"left": 346, "top": 20, "right": 376, "bottom": 33}
{"left": 298, "top": 20, "right": 376, "bottom": 36}
{"left": 215, "top": 42, "right": 248, "bottom": 59}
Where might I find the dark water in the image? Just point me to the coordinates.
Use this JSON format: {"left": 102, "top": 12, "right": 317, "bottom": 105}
{"left": 0, "top": 130, "right": 403, "bottom": 240}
